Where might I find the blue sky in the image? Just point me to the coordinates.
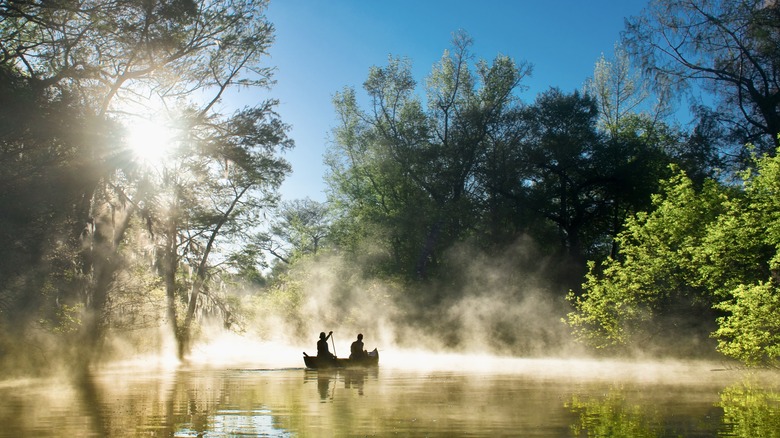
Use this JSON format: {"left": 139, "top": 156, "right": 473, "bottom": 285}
{"left": 249, "top": 1, "right": 650, "bottom": 202}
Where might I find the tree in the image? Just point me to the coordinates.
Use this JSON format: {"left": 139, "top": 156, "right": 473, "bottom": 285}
{"left": 518, "top": 88, "right": 663, "bottom": 268}
{"left": 327, "top": 31, "right": 531, "bottom": 280}
{"left": 583, "top": 44, "right": 732, "bottom": 260}
{"left": 0, "top": 63, "right": 117, "bottom": 368}
{"left": 520, "top": 89, "right": 605, "bottom": 262}
{"left": 566, "top": 169, "right": 728, "bottom": 350}
{"left": 0, "top": 0, "right": 290, "bottom": 366}
{"left": 148, "top": 105, "right": 291, "bottom": 359}
{"left": 668, "top": 106, "right": 728, "bottom": 185}
{"left": 262, "top": 198, "right": 331, "bottom": 265}
{"left": 585, "top": 44, "right": 656, "bottom": 142}
{"left": 709, "top": 148, "right": 780, "bottom": 365}
{"left": 625, "top": 0, "right": 780, "bottom": 157}
{"left": 567, "top": 149, "right": 780, "bottom": 363}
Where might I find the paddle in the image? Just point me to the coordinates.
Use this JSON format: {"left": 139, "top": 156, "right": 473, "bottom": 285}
{"left": 330, "top": 331, "right": 337, "bottom": 358}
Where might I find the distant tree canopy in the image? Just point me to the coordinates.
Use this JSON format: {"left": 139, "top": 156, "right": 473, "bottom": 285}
{"left": 259, "top": 198, "right": 332, "bottom": 266}
{"left": 325, "top": 33, "right": 683, "bottom": 290}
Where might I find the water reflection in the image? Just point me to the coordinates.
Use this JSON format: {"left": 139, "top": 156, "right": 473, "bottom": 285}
{"left": 568, "top": 387, "right": 676, "bottom": 437}
{"left": 343, "top": 368, "right": 370, "bottom": 395}
{"left": 566, "top": 376, "right": 780, "bottom": 438}
{"left": 316, "top": 371, "right": 332, "bottom": 401}
{"left": 718, "top": 379, "right": 780, "bottom": 437}
{"left": 0, "top": 360, "right": 778, "bottom": 437}
{"left": 306, "top": 368, "right": 377, "bottom": 401}
{"left": 176, "top": 409, "right": 291, "bottom": 437}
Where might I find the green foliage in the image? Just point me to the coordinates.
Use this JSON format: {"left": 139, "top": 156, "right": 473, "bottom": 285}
{"left": 714, "top": 282, "right": 780, "bottom": 365}
{"left": 261, "top": 198, "right": 332, "bottom": 265}
{"left": 566, "top": 169, "right": 727, "bottom": 349}
{"left": 745, "top": 147, "right": 780, "bottom": 271}
{"left": 708, "top": 148, "right": 780, "bottom": 364}
{"left": 326, "top": 34, "right": 681, "bottom": 292}
{"left": 695, "top": 196, "right": 774, "bottom": 299}
{"left": 327, "top": 33, "right": 532, "bottom": 279}
{"left": 568, "top": 148, "right": 780, "bottom": 363}
{"left": 249, "top": 268, "right": 307, "bottom": 340}
{"left": 584, "top": 43, "right": 653, "bottom": 141}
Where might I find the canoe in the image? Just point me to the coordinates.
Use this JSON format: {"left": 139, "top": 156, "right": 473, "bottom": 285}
{"left": 303, "top": 348, "right": 379, "bottom": 369}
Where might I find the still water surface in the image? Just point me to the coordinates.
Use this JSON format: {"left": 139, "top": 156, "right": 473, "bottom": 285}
{"left": 1, "top": 354, "right": 778, "bottom": 437}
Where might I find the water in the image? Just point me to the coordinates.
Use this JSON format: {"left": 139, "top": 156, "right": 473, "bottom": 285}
{"left": 1, "top": 354, "right": 778, "bottom": 437}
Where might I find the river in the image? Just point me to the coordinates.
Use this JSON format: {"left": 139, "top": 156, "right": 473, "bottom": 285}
{"left": 1, "top": 352, "right": 778, "bottom": 437}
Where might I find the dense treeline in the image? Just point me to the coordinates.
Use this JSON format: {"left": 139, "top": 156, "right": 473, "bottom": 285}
{"left": 1, "top": 0, "right": 779, "bottom": 373}
{"left": 320, "top": 40, "right": 705, "bottom": 352}
{"left": 567, "top": 153, "right": 780, "bottom": 364}
{"left": 326, "top": 37, "right": 676, "bottom": 287}
{"left": 318, "top": 1, "right": 780, "bottom": 363}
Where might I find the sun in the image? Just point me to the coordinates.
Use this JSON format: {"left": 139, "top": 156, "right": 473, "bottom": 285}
{"left": 124, "top": 117, "right": 178, "bottom": 165}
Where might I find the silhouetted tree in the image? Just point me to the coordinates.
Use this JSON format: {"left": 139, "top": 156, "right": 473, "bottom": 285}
{"left": 625, "top": 0, "right": 780, "bottom": 158}
{"left": 0, "top": 0, "right": 290, "bottom": 365}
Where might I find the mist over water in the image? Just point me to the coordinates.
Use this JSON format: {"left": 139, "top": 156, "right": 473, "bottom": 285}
{"left": 88, "top": 235, "right": 727, "bottom": 376}
{"left": 4, "top": 233, "right": 765, "bottom": 438}
{"left": 236, "top": 237, "right": 595, "bottom": 366}
{"left": 182, "top": 330, "right": 741, "bottom": 389}
{"left": 0, "top": 233, "right": 725, "bottom": 384}
{"left": 10, "top": 328, "right": 770, "bottom": 438}
{"left": 13, "top": 292, "right": 762, "bottom": 438}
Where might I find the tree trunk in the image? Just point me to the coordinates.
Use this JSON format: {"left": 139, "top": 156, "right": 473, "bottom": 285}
{"left": 162, "top": 213, "right": 183, "bottom": 360}
{"left": 176, "top": 185, "right": 250, "bottom": 359}
{"left": 79, "top": 200, "right": 135, "bottom": 367}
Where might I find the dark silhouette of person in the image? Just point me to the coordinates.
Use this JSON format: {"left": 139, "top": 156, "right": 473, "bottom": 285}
{"left": 350, "top": 333, "right": 366, "bottom": 359}
{"left": 317, "top": 331, "right": 335, "bottom": 358}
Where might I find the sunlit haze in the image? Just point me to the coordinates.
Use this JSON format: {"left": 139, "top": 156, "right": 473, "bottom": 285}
{"left": 124, "top": 117, "right": 178, "bottom": 165}
{"left": 5, "top": 0, "right": 780, "bottom": 435}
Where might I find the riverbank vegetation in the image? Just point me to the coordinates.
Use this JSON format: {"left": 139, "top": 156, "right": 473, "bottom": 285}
{"left": 1, "top": 0, "right": 779, "bottom": 375}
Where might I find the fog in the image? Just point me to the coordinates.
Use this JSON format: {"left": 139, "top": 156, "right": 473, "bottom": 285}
{"left": 231, "top": 237, "right": 584, "bottom": 362}
{"left": 183, "top": 330, "right": 742, "bottom": 387}
{"left": 0, "top": 235, "right": 726, "bottom": 379}
{"left": 2, "top": 236, "right": 762, "bottom": 438}
{"left": 135, "top": 236, "right": 726, "bottom": 376}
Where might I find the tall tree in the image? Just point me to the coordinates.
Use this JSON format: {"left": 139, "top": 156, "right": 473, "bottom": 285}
{"left": 625, "top": 0, "right": 780, "bottom": 157}
{"left": 0, "top": 0, "right": 289, "bottom": 365}
{"left": 261, "top": 198, "right": 331, "bottom": 266}
{"left": 327, "top": 31, "right": 531, "bottom": 280}
{"left": 155, "top": 106, "right": 291, "bottom": 359}
{"left": 520, "top": 89, "right": 608, "bottom": 265}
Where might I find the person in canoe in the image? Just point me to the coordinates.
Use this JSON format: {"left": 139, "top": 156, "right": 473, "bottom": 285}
{"left": 317, "top": 331, "right": 335, "bottom": 358}
{"left": 350, "top": 333, "right": 367, "bottom": 359}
